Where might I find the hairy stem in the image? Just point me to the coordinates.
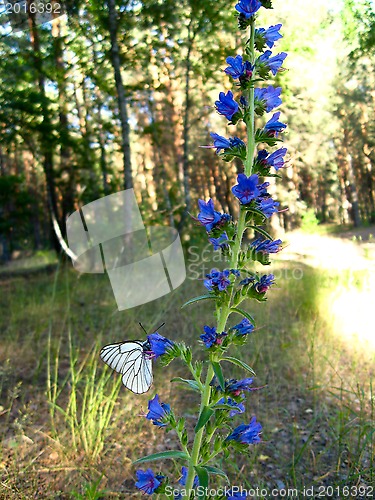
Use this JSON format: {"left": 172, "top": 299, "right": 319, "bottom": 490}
{"left": 245, "top": 18, "right": 256, "bottom": 177}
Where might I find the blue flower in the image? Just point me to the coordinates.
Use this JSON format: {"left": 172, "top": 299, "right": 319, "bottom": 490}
{"left": 224, "top": 55, "right": 245, "bottom": 79}
{"left": 267, "top": 147, "right": 288, "bottom": 170}
{"left": 259, "top": 50, "right": 287, "bottom": 75}
{"left": 235, "top": 0, "right": 262, "bottom": 19}
{"left": 179, "top": 467, "right": 199, "bottom": 487}
{"left": 230, "top": 137, "right": 246, "bottom": 148}
{"left": 230, "top": 269, "right": 241, "bottom": 278}
{"left": 226, "top": 416, "right": 262, "bottom": 444}
{"left": 135, "top": 469, "right": 164, "bottom": 495}
{"left": 204, "top": 133, "right": 245, "bottom": 154}
{"left": 197, "top": 199, "right": 229, "bottom": 232}
{"left": 231, "top": 174, "right": 260, "bottom": 204}
{"left": 239, "top": 276, "right": 255, "bottom": 286}
{"left": 204, "top": 269, "right": 231, "bottom": 292}
{"left": 240, "top": 96, "right": 248, "bottom": 108}
{"left": 254, "top": 86, "right": 282, "bottom": 112}
{"left": 250, "top": 237, "right": 283, "bottom": 254}
{"left": 148, "top": 332, "right": 174, "bottom": 359}
{"left": 264, "top": 112, "right": 287, "bottom": 136}
{"left": 224, "top": 55, "right": 254, "bottom": 81}
{"left": 215, "top": 91, "right": 239, "bottom": 121}
{"left": 256, "top": 149, "right": 268, "bottom": 164}
{"left": 209, "top": 232, "right": 229, "bottom": 250}
{"left": 208, "top": 133, "right": 231, "bottom": 152}
{"left": 258, "top": 197, "right": 280, "bottom": 218}
{"left": 254, "top": 274, "right": 275, "bottom": 293}
{"left": 200, "top": 326, "right": 226, "bottom": 348}
{"left": 226, "top": 378, "right": 254, "bottom": 396}
{"left": 256, "top": 23, "right": 283, "bottom": 48}
{"left": 200, "top": 326, "right": 218, "bottom": 348}
{"left": 145, "top": 395, "right": 171, "bottom": 427}
{"left": 217, "top": 397, "right": 245, "bottom": 417}
{"left": 233, "top": 318, "right": 254, "bottom": 336}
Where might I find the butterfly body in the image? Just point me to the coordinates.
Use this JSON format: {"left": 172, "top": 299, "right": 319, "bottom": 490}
{"left": 100, "top": 340, "right": 153, "bottom": 394}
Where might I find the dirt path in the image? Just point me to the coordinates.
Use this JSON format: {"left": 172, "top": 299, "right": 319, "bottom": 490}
{"left": 281, "top": 226, "right": 375, "bottom": 272}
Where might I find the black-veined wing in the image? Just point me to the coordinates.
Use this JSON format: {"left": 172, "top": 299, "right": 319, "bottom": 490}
{"left": 100, "top": 341, "right": 153, "bottom": 394}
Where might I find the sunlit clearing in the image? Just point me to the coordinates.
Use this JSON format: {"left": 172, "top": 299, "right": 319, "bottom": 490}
{"left": 329, "top": 275, "right": 375, "bottom": 349}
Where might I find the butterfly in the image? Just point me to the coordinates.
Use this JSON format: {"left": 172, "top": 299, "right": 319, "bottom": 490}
{"left": 100, "top": 323, "right": 165, "bottom": 394}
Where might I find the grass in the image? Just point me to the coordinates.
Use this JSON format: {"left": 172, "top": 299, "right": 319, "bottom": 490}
{"left": 0, "top": 233, "right": 374, "bottom": 498}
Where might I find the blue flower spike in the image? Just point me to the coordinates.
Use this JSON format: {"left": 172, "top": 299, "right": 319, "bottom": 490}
{"left": 135, "top": 0, "right": 289, "bottom": 494}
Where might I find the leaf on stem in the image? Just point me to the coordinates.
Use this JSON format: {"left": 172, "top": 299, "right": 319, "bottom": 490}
{"left": 133, "top": 450, "right": 189, "bottom": 464}
{"left": 244, "top": 207, "right": 267, "bottom": 221}
{"left": 229, "top": 307, "right": 256, "bottom": 326}
{"left": 195, "top": 406, "right": 214, "bottom": 433}
{"left": 222, "top": 356, "right": 256, "bottom": 376}
{"left": 194, "top": 466, "right": 209, "bottom": 497}
{"left": 211, "top": 361, "right": 225, "bottom": 391}
{"left": 171, "top": 377, "right": 201, "bottom": 392}
{"left": 246, "top": 225, "right": 273, "bottom": 241}
{"left": 202, "top": 465, "right": 229, "bottom": 483}
{"left": 181, "top": 295, "right": 216, "bottom": 309}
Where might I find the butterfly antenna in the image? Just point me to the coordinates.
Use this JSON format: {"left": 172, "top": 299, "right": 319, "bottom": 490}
{"left": 155, "top": 322, "right": 165, "bottom": 332}
{"left": 139, "top": 322, "right": 148, "bottom": 335}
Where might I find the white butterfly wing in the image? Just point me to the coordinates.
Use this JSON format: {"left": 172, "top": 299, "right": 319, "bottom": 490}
{"left": 100, "top": 341, "right": 153, "bottom": 394}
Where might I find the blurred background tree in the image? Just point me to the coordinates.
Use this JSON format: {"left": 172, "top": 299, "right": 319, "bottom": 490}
{"left": 1, "top": 0, "right": 375, "bottom": 261}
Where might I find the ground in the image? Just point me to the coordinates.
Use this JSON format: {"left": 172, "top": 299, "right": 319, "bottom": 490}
{"left": 0, "top": 225, "right": 374, "bottom": 499}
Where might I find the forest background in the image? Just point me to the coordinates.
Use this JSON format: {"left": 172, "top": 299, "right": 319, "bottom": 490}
{"left": 1, "top": 0, "right": 375, "bottom": 253}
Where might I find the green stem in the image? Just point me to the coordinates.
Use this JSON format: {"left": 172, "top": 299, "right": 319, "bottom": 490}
{"left": 187, "top": 361, "right": 204, "bottom": 391}
{"left": 184, "top": 212, "right": 247, "bottom": 496}
{"left": 184, "top": 18, "right": 257, "bottom": 499}
{"left": 184, "top": 363, "right": 214, "bottom": 495}
{"left": 245, "top": 18, "right": 256, "bottom": 177}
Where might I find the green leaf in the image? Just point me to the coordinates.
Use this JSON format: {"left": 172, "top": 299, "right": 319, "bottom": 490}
{"left": 171, "top": 377, "right": 201, "bottom": 392}
{"left": 133, "top": 450, "right": 189, "bottom": 464}
{"left": 244, "top": 207, "right": 267, "bottom": 221}
{"left": 222, "top": 356, "right": 256, "bottom": 376}
{"left": 194, "top": 466, "right": 209, "bottom": 498}
{"left": 211, "top": 361, "right": 225, "bottom": 391}
{"left": 230, "top": 307, "right": 256, "bottom": 325}
{"left": 246, "top": 225, "right": 273, "bottom": 241}
{"left": 213, "top": 403, "right": 239, "bottom": 411}
{"left": 181, "top": 294, "right": 216, "bottom": 309}
{"left": 194, "top": 406, "right": 214, "bottom": 433}
{"left": 202, "top": 466, "right": 229, "bottom": 483}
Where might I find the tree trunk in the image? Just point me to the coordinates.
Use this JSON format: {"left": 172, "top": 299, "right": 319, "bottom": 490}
{"left": 107, "top": 0, "right": 133, "bottom": 190}
{"left": 27, "top": 0, "right": 60, "bottom": 252}
{"left": 93, "top": 49, "right": 110, "bottom": 195}
{"left": 178, "top": 22, "right": 194, "bottom": 231}
{"left": 52, "top": 10, "right": 75, "bottom": 222}
{"left": 347, "top": 153, "right": 362, "bottom": 227}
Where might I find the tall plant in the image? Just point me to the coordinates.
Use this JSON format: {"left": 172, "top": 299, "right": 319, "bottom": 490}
{"left": 134, "top": 0, "right": 288, "bottom": 497}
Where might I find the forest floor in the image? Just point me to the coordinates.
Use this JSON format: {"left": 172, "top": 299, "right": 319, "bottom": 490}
{"left": 0, "top": 224, "right": 374, "bottom": 499}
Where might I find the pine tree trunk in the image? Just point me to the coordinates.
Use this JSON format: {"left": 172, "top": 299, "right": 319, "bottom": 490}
{"left": 107, "top": 0, "right": 133, "bottom": 190}
{"left": 347, "top": 153, "right": 362, "bottom": 227}
{"left": 179, "top": 22, "right": 193, "bottom": 231}
{"left": 52, "top": 12, "right": 75, "bottom": 222}
{"left": 27, "top": 0, "right": 60, "bottom": 252}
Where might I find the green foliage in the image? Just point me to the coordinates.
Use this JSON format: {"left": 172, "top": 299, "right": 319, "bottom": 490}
{"left": 0, "top": 175, "right": 35, "bottom": 256}
{"left": 71, "top": 476, "right": 107, "bottom": 500}
{"left": 301, "top": 208, "right": 320, "bottom": 233}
